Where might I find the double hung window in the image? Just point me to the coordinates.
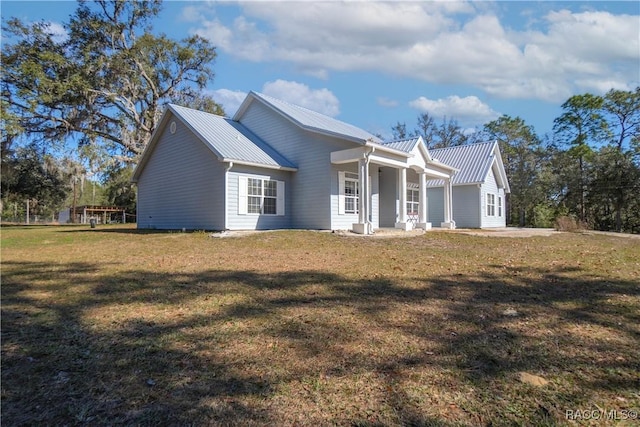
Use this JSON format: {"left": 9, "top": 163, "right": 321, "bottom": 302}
{"left": 339, "top": 171, "right": 359, "bottom": 214}
{"left": 487, "top": 193, "right": 496, "bottom": 216}
{"left": 239, "top": 176, "right": 284, "bottom": 216}
{"left": 406, "top": 188, "right": 419, "bottom": 217}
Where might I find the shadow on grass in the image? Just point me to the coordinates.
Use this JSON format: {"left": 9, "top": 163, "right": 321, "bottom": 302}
{"left": 2, "top": 260, "right": 639, "bottom": 425}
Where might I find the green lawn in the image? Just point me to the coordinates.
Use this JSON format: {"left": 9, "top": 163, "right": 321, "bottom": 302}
{"left": 2, "top": 225, "right": 639, "bottom": 426}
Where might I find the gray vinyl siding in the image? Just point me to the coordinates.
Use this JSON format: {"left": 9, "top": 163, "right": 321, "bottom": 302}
{"left": 330, "top": 163, "right": 359, "bottom": 230}
{"left": 427, "top": 188, "right": 444, "bottom": 225}
{"left": 481, "top": 167, "right": 507, "bottom": 228}
{"left": 379, "top": 167, "right": 397, "bottom": 227}
{"left": 226, "top": 165, "right": 292, "bottom": 230}
{"left": 330, "top": 164, "right": 381, "bottom": 230}
{"left": 239, "top": 101, "right": 358, "bottom": 230}
{"left": 370, "top": 165, "right": 380, "bottom": 229}
{"left": 136, "top": 115, "right": 225, "bottom": 230}
{"left": 451, "top": 185, "right": 481, "bottom": 228}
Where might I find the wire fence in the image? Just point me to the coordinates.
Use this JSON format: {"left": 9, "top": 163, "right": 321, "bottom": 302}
{"left": 2, "top": 213, "right": 137, "bottom": 225}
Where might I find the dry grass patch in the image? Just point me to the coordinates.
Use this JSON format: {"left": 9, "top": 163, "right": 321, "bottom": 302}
{"left": 2, "top": 225, "right": 639, "bottom": 425}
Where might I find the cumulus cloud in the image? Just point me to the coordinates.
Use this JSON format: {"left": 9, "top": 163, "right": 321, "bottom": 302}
{"left": 377, "top": 97, "right": 399, "bottom": 108}
{"left": 207, "top": 88, "right": 247, "bottom": 117}
{"left": 409, "top": 95, "right": 500, "bottom": 126}
{"left": 262, "top": 80, "right": 340, "bottom": 117}
{"left": 191, "top": 2, "right": 639, "bottom": 103}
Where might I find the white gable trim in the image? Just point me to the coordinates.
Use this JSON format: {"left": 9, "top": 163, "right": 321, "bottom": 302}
{"left": 491, "top": 142, "right": 511, "bottom": 193}
{"left": 235, "top": 92, "right": 373, "bottom": 145}
{"left": 221, "top": 158, "right": 297, "bottom": 172}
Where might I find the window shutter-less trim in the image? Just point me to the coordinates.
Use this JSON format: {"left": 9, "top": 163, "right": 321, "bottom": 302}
{"left": 276, "top": 180, "right": 285, "bottom": 216}
{"left": 238, "top": 176, "right": 248, "bottom": 215}
{"left": 338, "top": 171, "right": 345, "bottom": 215}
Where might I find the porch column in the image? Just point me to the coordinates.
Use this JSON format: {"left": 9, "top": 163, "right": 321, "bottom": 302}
{"left": 352, "top": 158, "right": 371, "bottom": 234}
{"left": 395, "top": 167, "right": 411, "bottom": 230}
{"left": 416, "top": 172, "right": 431, "bottom": 230}
{"left": 441, "top": 178, "right": 456, "bottom": 229}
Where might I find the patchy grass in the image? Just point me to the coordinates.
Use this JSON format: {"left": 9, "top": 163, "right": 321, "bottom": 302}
{"left": 2, "top": 224, "right": 639, "bottom": 426}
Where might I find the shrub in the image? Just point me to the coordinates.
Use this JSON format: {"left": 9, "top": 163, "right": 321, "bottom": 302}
{"left": 554, "top": 215, "right": 586, "bottom": 232}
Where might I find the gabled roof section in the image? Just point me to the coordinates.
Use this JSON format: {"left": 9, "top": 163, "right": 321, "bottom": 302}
{"left": 234, "top": 91, "right": 383, "bottom": 144}
{"left": 132, "top": 104, "right": 296, "bottom": 182}
{"left": 426, "top": 141, "right": 510, "bottom": 191}
{"left": 380, "top": 137, "right": 422, "bottom": 153}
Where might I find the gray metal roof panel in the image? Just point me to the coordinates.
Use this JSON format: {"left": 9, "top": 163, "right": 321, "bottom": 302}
{"left": 425, "top": 141, "right": 496, "bottom": 187}
{"left": 381, "top": 137, "right": 420, "bottom": 153}
{"left": 169, "top": 104, "right": 296, "bottom": 169}
{"left": 249, "top": 92, "right": 383, "bottom": 143}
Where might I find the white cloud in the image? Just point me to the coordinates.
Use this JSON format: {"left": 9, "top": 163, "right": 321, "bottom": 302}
{"left": 44, "top": 21, "right": 68, "bottom": 43}
{"left": 207, "top": 88, "right": 246, "bottom": 117}
{"left": 262, "top": 80, "right": 340, "bottom": 117}
{"left": 179, "top": 6, "right": 201, "bottom": 23}
{"left": 409, "top": 95, "right": 500, "bottom": 126}
{"left": 191, "top": 3, "right": 639, "bottom": 103}
{"left": 377, "top": 97, "right": 399, "bottom": 108}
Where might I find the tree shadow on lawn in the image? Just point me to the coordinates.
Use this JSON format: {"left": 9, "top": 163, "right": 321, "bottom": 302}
{"left": 2, "top": 260, "right": 639, "bottom": 425}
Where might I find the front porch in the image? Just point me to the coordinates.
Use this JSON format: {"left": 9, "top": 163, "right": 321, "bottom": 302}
{"left": 331, "top": 138, "right": 458, "bottom": 235}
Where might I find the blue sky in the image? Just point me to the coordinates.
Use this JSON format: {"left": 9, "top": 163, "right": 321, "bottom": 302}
{"left": 3, "top": 1, "right": 639, "bottom": 140}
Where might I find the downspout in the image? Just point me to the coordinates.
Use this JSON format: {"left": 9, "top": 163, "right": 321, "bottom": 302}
{"left": 365, "top": 147, "right": 375, "bottom": 234}
{"left": 224, "top": 161, "right": 233, "bottom": 230}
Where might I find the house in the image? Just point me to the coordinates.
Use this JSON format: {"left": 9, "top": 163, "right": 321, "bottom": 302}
{"left": 131, "top": 91, "right": 458, "bottom": 234}
{"left": 426, "top": 141, "right": 510, "bottom": 228}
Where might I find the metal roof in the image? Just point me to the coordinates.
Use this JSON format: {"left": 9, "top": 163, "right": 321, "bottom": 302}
{"left": 169, "top": 104, "right": 296, "bottom": 170}
{"left": 241, "top": 92, "right": 383, "bottom": 144}
{"left": 425, "top": 141, "right": 498, "bottom": 187}
{"left": 381, "top": 137, "right": 421, "bottom": 153}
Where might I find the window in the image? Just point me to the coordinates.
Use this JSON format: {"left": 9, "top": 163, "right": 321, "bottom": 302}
{"left": 487, "top": 193, "right": 496, "bottom": 216}
{"left": 339, "top": 171, "right": 359, "bottom": 214}
{"left": 407, "top": 188, "right": 419, "bottom": 216}
{"left": 239, "top": 176, "right": 284, "bottom": 215}
{"left": 498, "top": 196, "right": 502, "bottom": 217}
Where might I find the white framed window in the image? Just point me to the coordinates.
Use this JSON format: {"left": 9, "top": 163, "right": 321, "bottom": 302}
{"left": 487, "top": 193, "right": 496, "bottom": 216}
{"left": 238, "top": 176, "right": 284, "bottom": 216}
{"left": 406, "top": 187, "right": 419, "bottom": 216}
{"left": 498, "top": 196, "right": 502, "bottom": 217}
{"left": 338, "top": 171, "right": 359, "bottom": 215}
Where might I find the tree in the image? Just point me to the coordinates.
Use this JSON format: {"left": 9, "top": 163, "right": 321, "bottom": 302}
{"left": 415, "top": 113, "right": 436, "bottom": 148}
{"left": 483, "top": 115, "right": 546, "bottom": 226}
{"left": 600, "top": 88, "right": 640, "bottom": 231}
{"left": 553, "top": 93, "right": 609, "bottom": 222}
{"left": 393, "top": 114, "right": 468, "bottom": 148}
{"left": 433, "top": 117, "right": 467, "bottom": 148}
{"left": 1, "top": 145, "right": 69, "bottom": 220}
{"left": 391, "top": 121, "right": 407, "bottom": 140}
{"left": 2, "top": 0, "right": 224, "bottom": 163}
{"left": 603, "top": 88, "right": 640, "bottom": 151}
{"left": 103, "top": 164, "right": 137, "bottom": 214}
{"left": 588, "top": 146, "right": 640, "bottom": 232}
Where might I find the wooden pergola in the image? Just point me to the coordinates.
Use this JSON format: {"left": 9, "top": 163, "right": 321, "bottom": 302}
{"left": 71, "top": 205, "right": 127, "bottom": 224}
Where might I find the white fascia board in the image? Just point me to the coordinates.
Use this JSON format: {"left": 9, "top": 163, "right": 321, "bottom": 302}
{"left": 330, "top": 147, "right": 367, "bottom": 164}
{"left": 492, "top": 144, "right": 511, "bottom": 193}
{"left": 423, "top": 168, "right": 453, "bottom": 180}
{"left": 221, "top": 158, "right": 298, "bottom": 172}
{"left": 366, "top": 141, "right": 413, "bottom": 157}
{"left": 368, "top": 154, "right": 409, "bottom": 169}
